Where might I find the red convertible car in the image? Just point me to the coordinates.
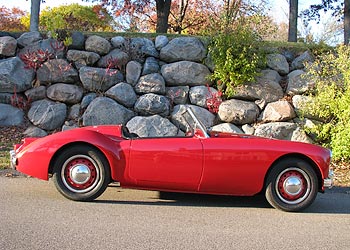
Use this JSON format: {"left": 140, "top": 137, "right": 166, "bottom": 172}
{"left": 10, "top": 106, "right": 333, "bottom": 212}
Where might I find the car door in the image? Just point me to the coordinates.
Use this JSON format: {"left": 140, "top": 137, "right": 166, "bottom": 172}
{"left": 128, "top": 137, "right": 203, "bottom": 191}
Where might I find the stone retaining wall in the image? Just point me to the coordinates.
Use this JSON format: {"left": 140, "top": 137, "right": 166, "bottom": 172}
{"left": 0, "top": 31, "right": 316, "bottom": 142}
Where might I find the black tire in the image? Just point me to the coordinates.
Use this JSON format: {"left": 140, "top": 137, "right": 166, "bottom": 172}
{"left": 52, "top": 145, "right": 110, "bottom": 201}
{"left": 265, "top": 158, "right": 318, "bottom": 212}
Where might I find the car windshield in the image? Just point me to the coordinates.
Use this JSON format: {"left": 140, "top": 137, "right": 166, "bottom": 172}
{"left": 180, "top": 107, "right": 210, "bottom": 138}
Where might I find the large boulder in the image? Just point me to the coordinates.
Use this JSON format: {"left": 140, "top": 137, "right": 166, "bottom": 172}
{"left": 189, "top": 85, "right": 218, "bottom": 108}
{"left": 16, "top": 31, "right": 42, "bottom": 47}
{"left": 97, "top": 49, "right": 129, "bottom": 69}
{"left": 211, "top": 123, "right": 244, "bottom": 134}
{"left": 36, "top": 59, "right": 79, "bottom": 84}
{"left": 126, "top": 115, "right": 178, "bottom": 137}
{"left": 82, "top": 97, "right": 134, "bottom": 126}
{"left": 79, "top": 66, "right": 123, "bottom": 92}
{"left": 126, "top": 60, "right": 142, "bottom": 86}
{"left": 266, "top": 53, "right": 289, "bottom": 75}
{"left": 85, "top": 35, "right": 111, "bottom": 55}
{"left": 218, "top": 99, "right": 260, "bottom": 125}
{"left": 105, "top": 82, "right": 137, "bottom": 108}
{"left": 0, "top": 36, "right": 17, "bottom": 57}
{"left": 286, "top": 70, "right": 313, "bottom": 95}
{"left": 135, "top": 73, "right": 166, "bottom": 94}
{"left": 46, "top": 83, "right": 83, "bottom": 104}
{"left": 28, "top": 99, "right": 67, "bottom": 130}
{"left": 66, "top": 50, "right": 100, "bottom": 68}
{"left": 0, "top": 104, "right": 24, "bottom": 126}
{"left": 161, "top": 61, "right": 211, "bottom": 86}
{"left": 0, "top": 57, "right": 35, "bottom": 93}
{"left": 134, "top": 93, "right": 170, "bottom": 117}
{"left": 261, "top": 100, "right": 296, "bottom": 122}
{"left": 160, "top": 37, "right": 206, "bottom": 62}
{"left": 254, "top": 122, "right": 298, "bottom": 140}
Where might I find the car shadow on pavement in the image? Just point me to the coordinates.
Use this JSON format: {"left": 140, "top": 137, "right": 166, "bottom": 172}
{"left": 94, "top": 184, "right": 350, "bottom": 214}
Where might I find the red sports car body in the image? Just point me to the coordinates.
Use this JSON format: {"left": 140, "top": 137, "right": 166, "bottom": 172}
{"left": 10, "top": 107, "right": 333, "bottom": 212}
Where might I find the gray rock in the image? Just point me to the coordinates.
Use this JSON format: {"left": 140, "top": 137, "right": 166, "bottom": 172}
{"left": 211, "top": 123, "right": 243, "bottom": 134}
{"left": 242, "top": 124, "right": 255, "bottom": 135}
{"left": 135, "top": 73, "right": 166, "bottom": 94}
{"left": 0, "top": 57, "right": 35, "bottom": 93}
{"left": 111, "top": 36, "right": 126, "bottom": 49}
{"left": 261, "top": 100, "right": 296, "bottom": 122}
{"left": 259, "top": 69, "right": 281, "bottom": 83}
{"left": 68, "top": 104, "right": 81, "bottom": 120}
{"left": 218, "top": 99, "right": 260, "bottom": 125}
{"left": 155, "top": 35, "right": 169, "bottom": 50}
{"left": 160, "top": 37, "right": 206, "bottom": 62}
{"left": 142, "top": 57, "right": 160, "bottom": 75}
{"left": 254, "top": 122, "right": 298, "bottom": 140}
{"left": 126, "top": 115, "right": 178, "bottom": 137}
{"left": 171, "top": 104, "right": 215, "bottom": 131}
{"left": 126, "top": 60, "right": 142, "bottom": 86}
{"left": 105, "top": 82, "right": 137, "bottom": 108}
{"left": 189, "top": 85, "right": 218, "bottom": 108}
{"left": 0, "top": 36, "right": 17, "bottom": 57}
{"left": 47, "top": 83, "right": 83, "bottom": 104}
{"left": 166, "top": 86, "right": 189, "bottom": 105}
{"left": 28, "top": 99, "right": 67, "bottom": 130}
{"left": 85, "top": 35, "right": 111, "bottom": 55}
{"left": 25, "top": 86, "right": 46, "bottom": 101}
{"left": 0, "top": 103, "right": 24, "bottom": 126}
{"left": 79, "top": 66, "right": 123, "bottom": 92}
{"left": 291, "top": 51, "right": 314, "bottom": 70}
{"left": 69, "top": 31, "right": 85, "bottom": 50}
{"left": 66, "top": 50, "right": 100, "bottom": 68}
{"left": 19, "top": 38, "right": 65, "bottom": 59}
{"left": 36, "top": 59, "right": 79, "bottom": 84}
{"left": 23, "top": 126, "right": 47, "bottom": 137}
{"left": 233, "top": 78, "right": 284, "bottom": 103}
{"left": 97, "top": 49, "right": 129, "bottom": 69}
{"left": 161, "top": 61, "right": 211, "bottom": 86}
{"left": 62, "top": 121, "right": 79, "bottom": 131}
{"left": 81, "top": 93, "right": 97, "bottom": 109}
{"left": 266, "top": 53, "right": 289, "bottom": 75}
{"left": 82, "top": 97, "right": 134, "bottom": 126}
{"left": 286, "top": 70, "right": 313, "bottom": 95}
{"left": 130, "top": 38, "right": 159, "bottom": 59}
{"left": 16, "top": 31, "right": 42, "bottom": 47}
{"left": 134, "top": 93, "right": 170, "bottom": 117}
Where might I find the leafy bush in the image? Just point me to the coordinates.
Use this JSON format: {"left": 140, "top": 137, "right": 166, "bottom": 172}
{"left": 303, "top": 45, "right": 350, "bottom": 161}
{"left": 207, "top": 26, "right": 265, "bottom": 98}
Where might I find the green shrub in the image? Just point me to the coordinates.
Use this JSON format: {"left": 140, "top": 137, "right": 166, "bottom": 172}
{"left": 207, "top": 26, "right": 266, "bottom": 98}
{"left": 303, "top": 45, "right": 350, "bottom": 161}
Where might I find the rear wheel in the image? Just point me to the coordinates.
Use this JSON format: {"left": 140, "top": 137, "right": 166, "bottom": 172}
{"left": 52, "top": 145, "right": 110, "bottom": 201}
{"left": 265, "top": 158, "right": 318, "bottom": 212}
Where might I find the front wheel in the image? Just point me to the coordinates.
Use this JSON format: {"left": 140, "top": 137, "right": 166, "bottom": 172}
{"left": 52, "top": 145, "right": 110, "bottom": 201}
{"left": 265, "top": 158, "right": 318, "bottom": 212}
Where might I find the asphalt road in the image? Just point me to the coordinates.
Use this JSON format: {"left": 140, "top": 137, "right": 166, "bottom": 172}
{"left": 1, "top": 176, "right": 350, "bottom": 250}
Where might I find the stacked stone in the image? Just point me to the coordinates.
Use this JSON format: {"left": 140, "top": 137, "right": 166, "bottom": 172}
{"left": 0, "top": 31, "right": 316, "bottom": 142}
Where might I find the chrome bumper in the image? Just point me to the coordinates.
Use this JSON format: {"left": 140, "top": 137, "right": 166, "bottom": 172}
{"left": 323, "top": 169, "right": 334, "bottom": 188}
{"left": 9, "top": 150, "right": 17, "bottom": 170}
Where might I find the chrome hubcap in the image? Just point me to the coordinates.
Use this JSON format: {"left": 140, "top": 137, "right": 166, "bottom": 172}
{"left": 70, "top": 164, "right": 91, "bottom": 184}
{"left": 283, "top": 176, "right": 302, "bottom": 196}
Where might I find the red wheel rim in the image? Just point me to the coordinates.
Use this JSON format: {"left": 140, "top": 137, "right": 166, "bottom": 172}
{"left": 275, "top": 168, "right": 311, "bottom": 205}
{"left": 61, "top": 155, "right": 100, "bottom": 193}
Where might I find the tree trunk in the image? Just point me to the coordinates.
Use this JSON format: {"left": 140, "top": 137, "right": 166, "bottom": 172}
{"left": 156, "top": 0, "right": 172, "bottom": 33}
{"left": 345, "top": 0, "right": 350, "bottom": 44}
{"left": 30, "top": 0, "right": 41, "bottom": 32}
{"left": 288, "top": 0, "right": 298, "bottom": 42}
